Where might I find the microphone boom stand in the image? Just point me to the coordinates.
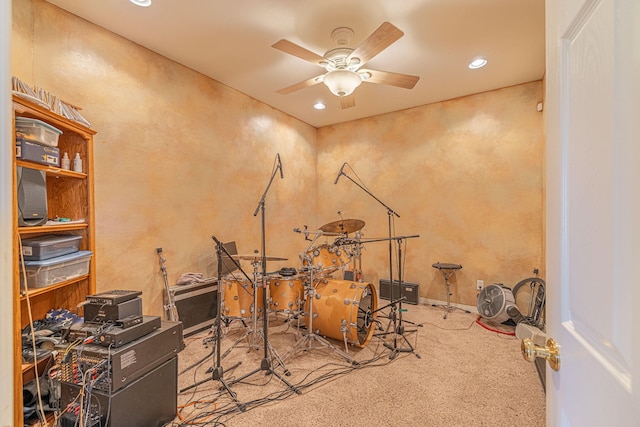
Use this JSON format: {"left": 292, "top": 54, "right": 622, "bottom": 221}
{"left": 228, "top": 159, "right": 299, "bottom": 394}
{"left": 378, "top": 236, "right": 421, "bottom": 359}
{"left": 337, "top": 170, "right": 421, "bottom": 359}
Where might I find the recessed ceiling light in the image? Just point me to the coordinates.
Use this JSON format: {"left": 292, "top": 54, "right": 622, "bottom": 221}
{"left": 129, "top": 0, "right": 152, "bottom": 7}
{"left": 468, "top": 58, "right": 487, "bottom": 69}
{"left": 314, "top": 102, "right": 326, "bottom": 110}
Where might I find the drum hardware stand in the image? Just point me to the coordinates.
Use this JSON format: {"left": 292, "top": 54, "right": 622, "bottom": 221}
{"left": 333, "top": 232, "right": 364, "bottom": 282}
{"left": 431, "top": 263, "right": 469, "bottom": 319}
{"left": 352, "top": 230, "right": 364, "bottom": 282}
{"left": 228, "top": 154, "right": 299, "bottom": 394}
{"left": 282, "top": 266, "right": 356, "bottom": 365}
{"left": 180, "top": 236, "right": 245, "bottom": 410}
{"left": 220, "top": 258, "right": 268, "bottom": 357}
{"left": 156, "top": 247, "right": 180, "bottom": 322}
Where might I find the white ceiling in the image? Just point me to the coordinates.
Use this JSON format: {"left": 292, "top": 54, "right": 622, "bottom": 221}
{"left": 46, "top": 0, "right": 545, "bottom": 128}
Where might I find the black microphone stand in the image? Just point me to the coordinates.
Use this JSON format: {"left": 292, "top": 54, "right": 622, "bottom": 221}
{"left": 337, "top": 168, "right": 421, "bottom": 359}
{"left": 336, "top": 168, "right": 398, "bottom": 289}
{"left": 180, "top": 236, "right": 244, "bottom": 410}
{"left": 379, "top": 236, "right": 421, "bottom": 359}
{"left": 228, "top": 156, "right": 299, "bottom": 394}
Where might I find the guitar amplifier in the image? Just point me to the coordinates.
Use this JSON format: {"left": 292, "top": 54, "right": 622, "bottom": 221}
{"left": 166, "top": 278, "right": 218, "bottom": 337}
{"left": 379, "top": 279, "right": 420, "bottom": 305}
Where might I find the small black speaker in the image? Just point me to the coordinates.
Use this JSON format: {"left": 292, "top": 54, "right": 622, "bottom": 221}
{"left": 17, "top": 166, "right": 48, "bottom": 226}
{"left": 379, "top": 279, "right": 420, "bottom": 305}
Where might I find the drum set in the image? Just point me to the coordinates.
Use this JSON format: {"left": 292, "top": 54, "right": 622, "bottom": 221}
{"left": 218, "top": 218, "right": 378, "bottom": 362}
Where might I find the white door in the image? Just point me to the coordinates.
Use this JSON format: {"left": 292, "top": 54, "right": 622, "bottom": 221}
{"left": 545, "top": 0, "right": 639, "bottom": 425}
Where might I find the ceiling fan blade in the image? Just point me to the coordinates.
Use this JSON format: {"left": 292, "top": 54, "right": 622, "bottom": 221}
{"left": 360, "top": 69, "right": 420, "bottom": 89}
{"left": 347, "top": 22, "right": 404, "bottom": 67}
{"left": 339, "top": 94, "right": 356, "bottom": 109}
{"left": 272, "top": 39, "right": 327, "bottom": 67}
{"left": 276, "top": 74, "right": 324, "bottom": 95}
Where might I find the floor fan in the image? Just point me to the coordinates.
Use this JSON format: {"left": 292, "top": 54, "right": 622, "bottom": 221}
{"left": 476, "top": 284, "right": 516, "bottom": 324}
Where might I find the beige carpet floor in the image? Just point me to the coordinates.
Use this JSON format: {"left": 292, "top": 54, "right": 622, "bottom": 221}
{"left": 166, "top": 300, "right": 545, "bottom": 426}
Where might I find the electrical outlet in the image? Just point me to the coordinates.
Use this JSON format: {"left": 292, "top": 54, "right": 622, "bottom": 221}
{"left": 476, "top": 280, "right": 484, "bottom": 290}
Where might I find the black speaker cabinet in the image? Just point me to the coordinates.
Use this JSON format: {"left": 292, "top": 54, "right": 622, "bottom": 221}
{"left": 17, "top": 166, "right": 48, "bottom": 226}
{"left": 59, "top": 356, "right": 178, "bottom": 427}
{"left": 379, "top": 279, "right": 420, "bottom": 305}
{"left": 167, "top": 279, "right": 218, "bottom": 337}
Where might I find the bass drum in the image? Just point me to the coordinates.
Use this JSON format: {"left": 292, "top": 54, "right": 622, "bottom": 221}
{"left": 305, "top": 279, "right": 377, "bottom": 348}
{"left": 222, "top": 276, "right": 263, "bottom": 319}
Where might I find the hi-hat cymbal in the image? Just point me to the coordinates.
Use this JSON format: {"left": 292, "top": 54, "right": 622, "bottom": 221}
{"left": 319, "top": 218, "right": 365, "bottom": 234}
{"left": 231, "top": 254, "right": 288, "bottom": 262}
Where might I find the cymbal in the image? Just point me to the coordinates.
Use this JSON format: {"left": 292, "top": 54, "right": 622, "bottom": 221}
{"left": 319, "top": 218, "right": 365, "bottom": 234}
{"left": 231, "top": 254, "right": 288, "bottom": 262}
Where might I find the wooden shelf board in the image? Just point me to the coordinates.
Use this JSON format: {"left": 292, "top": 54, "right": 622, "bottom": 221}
{"left": 16, "top": 159, "right": 87, "bottom": 179}
{"left": 18, "top": 223, "right": 88, "bottom": 236}
{"left": 20, "top": 274, "right": 90, "bottom": 300}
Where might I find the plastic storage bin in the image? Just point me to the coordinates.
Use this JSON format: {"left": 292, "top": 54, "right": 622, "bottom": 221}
{"left": 16, "top": 138, "right": 60, "bottom": 166}
{"left": 15, "top": 117, "right": 63, "bottom": 147}
{"left": 21, "top": 250, "right": 92, "bottom": 289}
{"left": 21, "top": 234, "right": 82, "bottom": 261}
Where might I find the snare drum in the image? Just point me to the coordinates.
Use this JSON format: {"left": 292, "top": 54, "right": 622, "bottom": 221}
{"left": 303, "top": 243, "right": 350, "bottom": 273}
{"left": 268, "top": 275, "right": 305, "bottom": 313}
{"left": 222, "top": 276, "right": 263, "bottom": 318}
{"left": 305, "top": 279, "right": 377, "bottom": 347}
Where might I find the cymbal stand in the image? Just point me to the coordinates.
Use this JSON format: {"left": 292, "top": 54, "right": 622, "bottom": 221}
{"left": 180, "top": 236, "right": 244, "bottom": 409}
{"left": 228, "top": 154, "right": 299, "bottom": 394}
{"left": 282, "top": 266, "right": 355, "bottom": 364}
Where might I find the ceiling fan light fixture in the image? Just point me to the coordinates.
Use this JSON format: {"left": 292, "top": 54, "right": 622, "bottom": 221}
{"left": 323, "top": 69, "right": 363, "bottom": 97}
{"left": 129, "top": 0, "right": 152, "bottom": 6}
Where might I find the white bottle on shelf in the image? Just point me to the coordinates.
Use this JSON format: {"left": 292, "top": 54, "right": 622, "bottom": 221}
{"left": 61, "top": 152, "right": 70, "bottom": 170}
{"left": 73, "top": 153, "right": 82, "bottom": 173}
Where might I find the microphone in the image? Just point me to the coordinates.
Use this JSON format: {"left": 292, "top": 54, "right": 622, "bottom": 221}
{"left": 334, "top": 162, "right": 346, "bottom": 184}
{"left": 277, "top": 153, "right": 284, "bottom": 179}
{"left": 294, "top": 226, "right": 310, "bottom": 239}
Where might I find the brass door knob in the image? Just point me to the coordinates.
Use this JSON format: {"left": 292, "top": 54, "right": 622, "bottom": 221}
{"left": 521, "top": 337, "right": 561, "bottom": 371}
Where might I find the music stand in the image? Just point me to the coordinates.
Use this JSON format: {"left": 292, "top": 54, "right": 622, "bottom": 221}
{"left": 219, "top": 241, "right": 238, "bottom": 275}
{"left": 180, "top": 237, "right": 244, "bottom": 409}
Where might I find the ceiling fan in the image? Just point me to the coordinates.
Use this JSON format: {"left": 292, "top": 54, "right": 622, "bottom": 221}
{"left": 272, "top": 22, "right": 420, "bottom": 109}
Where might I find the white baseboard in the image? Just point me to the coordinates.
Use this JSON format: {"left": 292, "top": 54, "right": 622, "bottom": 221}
{"left": 418, "top": 297, "right": 478, "bottom": 315}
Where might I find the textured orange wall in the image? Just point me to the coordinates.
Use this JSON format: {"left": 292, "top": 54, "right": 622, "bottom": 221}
{"left": 316, "top": 82, "right": 544, "bottom": 306}
{"left": 12, "top": 0, "right": 543, "bottom": 313}
{"left": 12, "top": 0, "right": 318, "bottom": 315}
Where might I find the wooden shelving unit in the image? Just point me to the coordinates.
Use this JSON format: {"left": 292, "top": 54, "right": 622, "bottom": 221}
{"left": 12, "top": 95, "right": 96, "bottom": 426}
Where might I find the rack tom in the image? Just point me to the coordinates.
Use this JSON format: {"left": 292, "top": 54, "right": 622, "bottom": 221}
{"left": 221, "top": 276, "right": 263, "bottom": 318}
